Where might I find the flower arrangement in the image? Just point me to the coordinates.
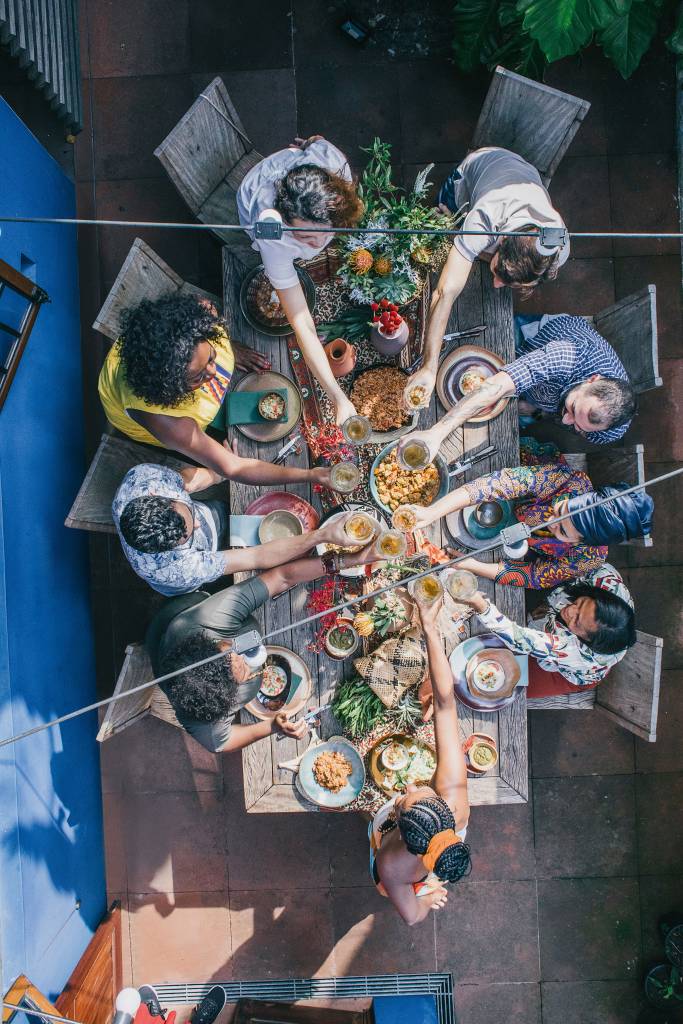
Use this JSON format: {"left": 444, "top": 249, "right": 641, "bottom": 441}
{"left": 337, "top": 138, "right": 462, "bottom": 306}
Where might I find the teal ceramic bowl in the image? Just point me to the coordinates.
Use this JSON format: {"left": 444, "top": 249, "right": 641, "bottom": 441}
{"left": 298, "top": 737, "right": 365, "bottom": 809}
{"left": 369, "top": 440, "right": 451, "bottom": 515}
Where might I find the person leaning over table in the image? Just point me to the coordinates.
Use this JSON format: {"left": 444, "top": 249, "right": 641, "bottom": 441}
{"left": 454, "top": 564, "right": 635, "bottom": 698}
{"left": 145, "top": 540, "right": 376, "bottom": 754}
{"left": 98, "top": 292, "right": 335, "bottom": 490}
{"left": 408, "top": 439, "right": 654, "bottom": 589}
{"left": 405, "top": 146, "right": 569, "bottom": 403}
{"left": 237, "top": 134, "right": 364, "bottom": 425}
{"left": 404, "top": 312, "right": 636, "bottom": 460}
{"left": 113, "top": 464, "right": 363, "bottom": 597}
{"left": 368, "top": 593, "right": 471, "bottom": 926}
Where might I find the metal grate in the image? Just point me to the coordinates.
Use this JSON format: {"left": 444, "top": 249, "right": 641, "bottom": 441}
{"left": 0, "top": 0, "right": 82, "bottom": 132}
{"left": 153, "top": 973, "right": 454, "bottom": 1024}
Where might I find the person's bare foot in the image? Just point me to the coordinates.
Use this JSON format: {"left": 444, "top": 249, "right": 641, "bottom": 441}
{"left": 232, "top": 341, "right": 271, "bottom": 373}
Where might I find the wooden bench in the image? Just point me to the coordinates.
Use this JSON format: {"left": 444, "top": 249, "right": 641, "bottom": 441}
{"left": 562, "top": 443, "right": 652, "bottom": 547}
{"left": 154, "top": 76, "right": 262, "bottom": 266}
{"left": 472, "top": 66, "right": 591, "bottom": 185}
{"left": 93, "top": 237, "right": 221, "bottom": 342}
{"left": 96, "top": 643, "right": 182, "bottom": 742}
{"left": 527, "top": 629, "right": 663, "bottom": 742}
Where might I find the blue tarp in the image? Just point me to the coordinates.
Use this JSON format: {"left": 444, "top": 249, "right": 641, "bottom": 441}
{"left": 0, "top": 96, "right": 105, "bottom": 1000}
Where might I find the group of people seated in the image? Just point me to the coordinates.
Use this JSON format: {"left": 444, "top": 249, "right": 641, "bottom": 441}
{"left": 96, "top": 134, "right": 654, "bottom": 924}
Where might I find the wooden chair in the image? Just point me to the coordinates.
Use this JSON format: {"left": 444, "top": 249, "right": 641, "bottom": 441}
{"left": 93, "top": 237, "right": 221, "bottom": 342}
{"left": 154, "top": 76, "right": 262, "bottom": 265}
{"left": 96, "top": 643, "right": 182, "bottom": 742}
{"left": 562, "top": 443, "right": 652, "bottom": 548}
{"left": 472, "top": 66, "right": 591, "bottom": 184}
{"left": 65, "top": 433, "right": 191, "bottom": 533}
{"left": 592, "top": 285, "right": 662, "bottom": 394}
{"left": 527, "top": 628, "right": 663, "bottom": 742}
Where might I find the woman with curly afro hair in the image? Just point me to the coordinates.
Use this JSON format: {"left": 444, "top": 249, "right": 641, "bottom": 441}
{"left": 98, "top": 292, "right": 336, "bottom": 489}
{"left": 238, "top": 134, "right": 364, "bottom": 425}
{"left": 369, "top": 593, "right": 471, "bottom": 925}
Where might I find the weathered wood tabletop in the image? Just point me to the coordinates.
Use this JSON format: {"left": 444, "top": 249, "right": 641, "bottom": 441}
{"left": 222, "top": 250, "right": 528, "bottom": 812}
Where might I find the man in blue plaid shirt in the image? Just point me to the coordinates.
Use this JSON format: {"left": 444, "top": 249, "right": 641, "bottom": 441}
{"left": 407, "top": 313, "right": 636, "bottom": 458}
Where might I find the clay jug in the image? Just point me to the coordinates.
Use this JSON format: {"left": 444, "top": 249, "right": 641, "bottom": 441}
{"left": 324, "top": 337, "right": 357, "bottom": 377}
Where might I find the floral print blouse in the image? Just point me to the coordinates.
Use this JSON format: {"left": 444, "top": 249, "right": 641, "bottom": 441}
{"left": 475, "top": 564, "right": 633, "bottom": 687}
{"left": 462, "top": 439, "right": 607, "bottom": 589}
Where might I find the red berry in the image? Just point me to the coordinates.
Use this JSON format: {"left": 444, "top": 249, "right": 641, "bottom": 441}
{"left": 372, "top": 315, "right": 381, "bottom": 322}
{"left": 381, "top": 313, "right": 390, "bottom": 325}
{"left": 390, "top": 304, "right": 398, "bottom": 312}
{"left": 380, "top": 298, "right": 389, "bottom": 308}
{"left": 371, "top": 302, "right": 379, "bottom": 311}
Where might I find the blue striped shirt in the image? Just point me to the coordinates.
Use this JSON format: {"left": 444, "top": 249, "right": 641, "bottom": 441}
{"left": 505, "top": 314, "right": 631, "bottom": 445}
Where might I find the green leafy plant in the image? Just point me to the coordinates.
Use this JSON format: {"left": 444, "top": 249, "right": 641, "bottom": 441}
{"left": 453, "top": 0, "right": 681, "bottom": 81}
{"left": 337, "top": 139, "right": 462, "bottom": 306}
{"left": 388, "top": 689, "right": 423, "bottom": 731}
{"left": 317, "top": 305, "right": 373, "bottom": 344}
{"left": 332, "top": 676, "right": 386, "bottom": 738}
{"left": 368, "top": 593, "right": 410, "bottom": 637}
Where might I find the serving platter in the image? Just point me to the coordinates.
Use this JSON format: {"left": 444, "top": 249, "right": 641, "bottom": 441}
{"left": 368, "top": 731, "right": 436, "bottom": 797}
{"left": 450, "top": 633, "right": 527, "bottom": 712}
{"left": 297, "top": 736, "right": 366, "bottom": 809}
{"left": 245, "top": 490, "right": 320, "bottom": 532}
{"left": 239, "top": 265, "right": 316, "bottom": 336}
{"left": 244, "top": 646, "right": 312, "bottom": 721}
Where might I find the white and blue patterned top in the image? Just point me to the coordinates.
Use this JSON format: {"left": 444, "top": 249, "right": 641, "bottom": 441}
{"left": 505, "top": 314, "right": 631, "bottom": 445}
{"left": 112, "top": 464, "right": 227, "bottom": 597}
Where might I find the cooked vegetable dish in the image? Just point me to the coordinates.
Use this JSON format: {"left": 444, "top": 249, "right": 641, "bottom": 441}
{"left": 374, "top": 449, "right": 440, "bottom": 511}
{"left": 313, "top": 750, "right": 354, "bottom": 793}
{"left": 350, "top": 367, "right": 411, "bottom": 432}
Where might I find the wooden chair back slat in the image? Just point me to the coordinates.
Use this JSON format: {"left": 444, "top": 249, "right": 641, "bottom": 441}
{"left": 594, "top": 285, "right": 662, "bottom": 394}
{"left": 93, "top": 237, "right": 221, "bottom": 341}
{"left": 527, "top": 689, "right": 596, "bottom": 710}
{"left": 96, "top": 643, "right": 154, "bottom": 741}
{"left": 595, "top": 629, "right": 663, "bottom": 741}
{"left": 472, "top": 66, "right": 590, "bottom": 183}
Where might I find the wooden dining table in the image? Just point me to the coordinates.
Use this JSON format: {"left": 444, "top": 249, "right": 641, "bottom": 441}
{"left": 221, "top": 249, "right": 528, "bottom": 812}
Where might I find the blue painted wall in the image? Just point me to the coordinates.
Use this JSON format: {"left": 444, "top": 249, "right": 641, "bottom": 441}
{"left": 0, "top": 96, "right": 105, "bottom": 1000}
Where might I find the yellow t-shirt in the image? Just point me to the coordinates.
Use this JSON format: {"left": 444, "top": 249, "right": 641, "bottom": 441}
{"left": 98, "top": 328, "right": 235, "bottom": 446}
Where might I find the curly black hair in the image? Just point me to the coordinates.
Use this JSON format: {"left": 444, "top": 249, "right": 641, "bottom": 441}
{"left": 119, "top": 495, "right": 187, "bottom": 553}
{"left": 160, "top": 632, "right": 236, "bottom": 722}
{"left": 398, "top": 795, "right": 472, "bottom": 884}
{"left": 118, "top": 293, "right": 226, "bottom": 407}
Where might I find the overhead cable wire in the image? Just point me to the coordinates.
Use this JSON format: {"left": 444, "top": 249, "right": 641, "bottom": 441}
{"left": 0, "top": 464, "right": 681, "bottom": 752}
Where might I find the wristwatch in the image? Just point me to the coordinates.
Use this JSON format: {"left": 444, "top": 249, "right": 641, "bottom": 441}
{"left": 321, "top": 551, "right": 341, "bottom": 575}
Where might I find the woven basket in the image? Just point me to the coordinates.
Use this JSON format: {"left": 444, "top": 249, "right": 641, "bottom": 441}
{"left": 354, "top": 629, "right": 427, "bottom": 708}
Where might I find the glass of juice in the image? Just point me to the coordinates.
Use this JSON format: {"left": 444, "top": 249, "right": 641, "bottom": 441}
{"left": 344, "top": 511, "right": 378, "bottom": 544}
{"left": 396, "top": 437, "right": 431, "bottom": 472}
{"left": 392, "top": 504, "right": 419, "bottom": 532}
{"left": 446, "top": 569, "right": 477, "bottom": 601}
{"left": 411, "top": 573, "right": 444, "bottom": 605}
{"left": 403, "top": 382, "right": 430, "bottom": 410}
{"left": 342, "top": 414, "right": 372, "bottom": 445}
{"left": 375, "top": 529, "right": 407, "bottom": 559}
{"left": 330, "top": 461, "right": 361, "bottom": 493}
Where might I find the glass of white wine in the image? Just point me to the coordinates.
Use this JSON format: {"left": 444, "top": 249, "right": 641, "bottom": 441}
{"left": 396, "top": 437, "right": 431, "bottom": 472}
{"left": 411, "top": 573, "right": 443, "bottom": 605}
{"left": 446, "top": 569, "right": 477, "bottom": 601}
{"left": 342, "top": 414, "right": 372, "bottom": 445}
{"left": 330, "top": 461, "right": 361, "bottom": 493}
{"left": 344, "top": 511, "right": 378, "bottom": 544}
{"left": 375, "top": 529, "right": 408, "bottom": 559}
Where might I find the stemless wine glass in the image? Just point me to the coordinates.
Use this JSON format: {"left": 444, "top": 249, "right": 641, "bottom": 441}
{"left": 392, "top": 504, "right": 419, "bottom": 532}
{"left": 374, "top": 529, "right": 408, "bottom": 559}
{"left": 411, "top": 573, "right": 444, "bottom": 605}
{"left": 396, "top": 437, "right": 431, "bottom": 472}
{"left": 446, "top": 569, "right": 478, "bottom": 601}
{"left": 344, "top": 511, "right": 378, "bottom": 544}
{"left": 330, "top": 461, "right": 361, "bottom": 493}
{"left": 342, "top": 414, "right": 372, "bottom": 445}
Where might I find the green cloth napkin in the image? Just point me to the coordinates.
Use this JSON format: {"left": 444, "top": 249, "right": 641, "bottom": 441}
{"left": 226, "top": 388, "right": 289, "bottom": 426}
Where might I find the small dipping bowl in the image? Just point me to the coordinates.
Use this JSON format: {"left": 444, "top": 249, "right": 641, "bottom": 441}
{"left": 258, "top": 509, "right": 304, "bottom": 544}
{"left": 258, "top": 391, "right": 286, "bottom": 420}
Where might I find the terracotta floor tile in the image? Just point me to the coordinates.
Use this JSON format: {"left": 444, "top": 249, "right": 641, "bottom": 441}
{"left": 620, "top": 566, "right": 683, "bottom": 670}
{"left": 226, "top": 812, "right": 330, "bottom": 890}
{"left": 230, "top": 889, "right": 334, "bottom": 978}
{"left": 628, "top": 359, "right": 683, "bottom": 463}
{"left": 609, "top": 152, "right": 679, "bottom": 258}
{"left": 533, "top": 776, "right": 637, "bottom": 879}
{"left": 602, "top": 44, "right": 676, "bottom": 156}
{"left": 328, "top": 812, "right": 374, "bottom": 888}
{"left": 530, "top": 709, "right": 635, "bottom": 778}
{"left": 436, "top": 881, "right": 539, "bottom": 983}
{"left": 189, "top": 0, "right": 292, "bottom": 72}
{"left": 550, "top": 155, "right": 613, "bottom": 259}
{"left": 639, "top": 874, "right": 683, "bottom": 964}
{"left": 625, "top": 467, "right": 683, "bottom": 569}
{"left": 540, "top": 980, "right": 642, "bottom": 1023}
{"left": 613, "top": 255, "right": 683, "bottom": 361}
{"left": 538, "top": 878, "right": 640, "bottom": 981}
{"left": 465, "top": 802, "right": 537, "bottom": 881}
{"left": 128, "top": 892, "right": 232, "bottom": 984}
{"left": 91, "top": 74, "right": 195, "bottom": 181}
{"left": 398, "top": 60, "right": 487, "bottom": 164}
{"left": 636, "top": 773, "right": 683, "bottom": 875}
{"left": 103, "top": 793, "right": 128, "bottom": 892}
{"left": 454, "top": 983, "right": 541, "bottom": 1024}
{"left": 121, "top": 791, "right": 229, "bottom": 893}
{"left": 513, "top": 258, "right": 615, "bottom": 319}
{"left": 87, "top": 0, "right": 191, "bottom": 78}
{"left": 636, "top": 672, "right": 683, "bottom": 773}
{"left": 331, "top": 885, "right": 436, "bottom": 976}
{"left": 100, "top": 715, "right": 224, "bottom": 796}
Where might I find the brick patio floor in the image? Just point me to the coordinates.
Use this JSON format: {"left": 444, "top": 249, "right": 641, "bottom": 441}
{"left": 71, "top": 3, "right": 683, "bottom": 1021}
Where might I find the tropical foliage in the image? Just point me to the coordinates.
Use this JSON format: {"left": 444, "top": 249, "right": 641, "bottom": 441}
{"left": 453, "top": 0, "right": 682, "bottom": 81}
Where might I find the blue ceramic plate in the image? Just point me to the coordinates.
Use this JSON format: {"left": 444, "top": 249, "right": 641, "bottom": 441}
{"left": 369, "top": 440, "right": 451, "bottom": 515}
{"left": 298, "top": 736, "right": 366, "bottom": 809}
{"left": 449, "top": 633, "right": 528, "bottom": 712}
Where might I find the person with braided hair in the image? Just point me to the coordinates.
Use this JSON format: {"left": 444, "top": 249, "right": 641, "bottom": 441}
{"left": 368, "top": 594, "right": 471, "bottom": 925}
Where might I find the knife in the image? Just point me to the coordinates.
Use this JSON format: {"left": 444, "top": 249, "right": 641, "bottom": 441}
{"left": 447, "top": 442, "right": 497, "bottom": 480}
{"left": 405, "top": 324, "right": 487, "bottom": 375}
{"left": 273, "top": 433, "right": 303, "bottom": 464}
{"left": 275, "top": 703, "right": 332, "bottom": 739}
